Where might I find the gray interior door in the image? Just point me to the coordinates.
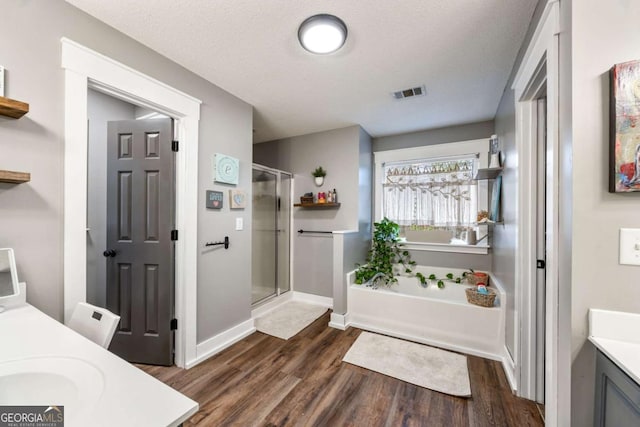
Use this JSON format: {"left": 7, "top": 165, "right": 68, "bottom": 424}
{"left": 106, "top": 118, "right": 175, "bottom": 366}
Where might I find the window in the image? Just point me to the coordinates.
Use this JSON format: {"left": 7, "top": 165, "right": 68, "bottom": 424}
{"left": 382, "top": 155, "right": 478, "bottom": 229}
{"left": 373, "top": 139, "right": 490, "bottom": 252}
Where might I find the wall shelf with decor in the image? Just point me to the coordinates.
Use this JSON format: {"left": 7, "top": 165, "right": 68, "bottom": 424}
{"left": 474, "top": 167, "right": 503, "bottom": 180}
{"left": 0, "top": 96, "right": 29, "bottom": 119}
{"left": 0, "top": 170, "right": 30, "bottom": 184}
{"left": 472, "top": 166, "right": 503, "bottom": 249}
{"left": 293, "top": 203, "right": 341, "bottom": 209}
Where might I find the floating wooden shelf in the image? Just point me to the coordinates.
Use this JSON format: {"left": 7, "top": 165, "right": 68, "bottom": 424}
{"left": 0, "top": 96, "right": 29, "bottom": 119}
{"left": 293, "top": 202, "right": 341, "bottom": 209}
{"left": 0, "top": 170, "right": 30, "bottom": 184}
{"left": 474, "top": 167, "right": 503, "bottom": 180}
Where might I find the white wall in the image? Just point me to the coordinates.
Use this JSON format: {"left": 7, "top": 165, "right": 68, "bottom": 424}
{"left": 571, "top": 1, "right": 640, "bottom": 425}
{"left": 0, "top": 1, "right": 253, "bottom": 348}
{"left": 86, "top": 89, "right": 136, "bottom": 308}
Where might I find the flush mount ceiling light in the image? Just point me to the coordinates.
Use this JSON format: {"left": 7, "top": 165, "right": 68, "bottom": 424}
{"left": 298, "top": 14, "right": 347, "bottom": 54}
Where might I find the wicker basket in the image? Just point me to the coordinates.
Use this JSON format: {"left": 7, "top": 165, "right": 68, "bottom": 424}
{"left": 465, "top": 287, "right": 496, "bottom": 307}
{"left": 466, "top": 272, "right": 489, "bottom": 286}
{"left": 300, "top": 196, "right": 314, "bottom": 204}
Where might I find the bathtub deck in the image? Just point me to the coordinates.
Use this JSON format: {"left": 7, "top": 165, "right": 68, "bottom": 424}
{"left": 139, "top": 311, "right": 543, "bottom": 426}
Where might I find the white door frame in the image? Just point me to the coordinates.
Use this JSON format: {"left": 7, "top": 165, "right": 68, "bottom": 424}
{"left": 512, "top": 1, "right": 567, "bottom": 425}
{"left": 61, "top": 38, "right": 201, "bottom": 368}
{"left": 512, "top": 0, "right": 571, "bottom": 426}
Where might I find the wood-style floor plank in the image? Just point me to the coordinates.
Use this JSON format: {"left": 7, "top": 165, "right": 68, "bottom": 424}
{"left": 138, "top": 311, "right": 543, "bottom": 426}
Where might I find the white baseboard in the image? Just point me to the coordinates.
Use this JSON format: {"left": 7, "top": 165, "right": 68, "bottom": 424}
{"left": 251, "top": 292, "right": 293, "bottom": 318}
{"left": 348, "top": 320, "right": 503, "bottom": 362}
{"left": 251, "top": 291, "right": 333, "bottom": 322}
{"left": 292, "top": 291, "right": 333, "bottom": 308}
{"left": 328, "top": 312, "right": 350, "bottom": 330}
{"left": 501, "top": 345, "right": 518, "bottom": 392}
{"left": 187, "top": 318, "right": 255, "bottom": 369}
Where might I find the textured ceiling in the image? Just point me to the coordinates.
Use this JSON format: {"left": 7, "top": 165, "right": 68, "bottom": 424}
{"left": 66, "top": 0, "right": 537, "bottom": 143}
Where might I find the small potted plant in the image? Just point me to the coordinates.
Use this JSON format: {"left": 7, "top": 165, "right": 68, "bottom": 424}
{"left": 312, "top": 166, "right": 327, "bottom": 186}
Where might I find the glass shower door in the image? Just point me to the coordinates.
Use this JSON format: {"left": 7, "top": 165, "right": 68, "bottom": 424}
{"left": 277, "top": 172, "right": 292, "bottom": 294}
{"left": 251, "top": 168, "right": 278, "bottom": 304}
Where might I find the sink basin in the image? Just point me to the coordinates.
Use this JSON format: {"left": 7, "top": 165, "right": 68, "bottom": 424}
{"left": 0, "top": 356, "right": 105, "bottom": 420}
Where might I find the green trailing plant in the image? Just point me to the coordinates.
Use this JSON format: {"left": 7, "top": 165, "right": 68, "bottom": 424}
{"left": 355, "top": 218, "right": 416, "bottom": 287}
{"left": 424, "top": 272, "right": 463, "bottom": 289}
{"left": 423, "top": 269, "right": 479, "bottom": 288}
{"left": 311, "top": 166, "right": 327, "bottom": 178}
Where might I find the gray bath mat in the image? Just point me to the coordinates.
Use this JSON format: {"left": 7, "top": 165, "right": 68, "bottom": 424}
{"left": 343, "top": 332, "right": 471, "bottom": 397}
{"left": 255, "top": 301, "right": 328, "bottom": 340}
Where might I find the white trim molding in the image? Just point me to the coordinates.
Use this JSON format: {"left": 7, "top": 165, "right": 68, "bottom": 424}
{"left": 292, "top": 291, "right": 333, "bottom": 308}
{"left": 348, "top": 319, "right": 503, "bottom": 362}
{"left": 502, "top": 345, "right": 518, "bottom": 393}
{"left": 511, "top": 1, "right": 567, "bottom": 426}
{"left": 61, "top": 38, "right": 201, "bottom": 369}
{"left": 400, "top": 242, "right": 490, "bottom": 255}
{"left": 328, "top": 313, "right": 350, "bottom": 330}
{"left": 189, "top": 319, "right": 256, "bottom": 369}
{"left": 251, "top": 291, "right": 332, "bottom": 320}
{"left": 250, "top": 291, "right": 294, "bottom": 319}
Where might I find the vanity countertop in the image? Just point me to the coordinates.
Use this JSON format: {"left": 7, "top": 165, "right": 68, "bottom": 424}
{"left": 0, "top": 304, "right": 198, "bottom": 426}
{"left": 589, "top": 308, "right": 640, "bottom": 385}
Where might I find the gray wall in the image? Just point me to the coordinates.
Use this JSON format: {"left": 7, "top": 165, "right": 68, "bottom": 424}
{"left": 493, "top": 87, "right": 518, "bottom": 359}
{"left": 327, "top": 127, "right": 373, "bottom": 313}
{"left": 333, "top": 231, "right": 370, "bottom": 315}
{"left": 570, "top": 1, "right": 640, "bottom": 425}
{"left": 254, "top": 125, "right": 371, "bottom": 297}
{"left": 0, "top": 1, "right": 253, "bottom": 347}
{"left": 492, "top": 0, "right": 547, "bottom": 361}
{"left": 558, "top": 0, "right": 573, "bottom": 424}
{"left": 373, "top": 120, "right": 494, "bottom": 152}
{"left": 358, "top": 127, "right": 373, "bottom": 233}
{"left": 86, "top": 89, "right": 136, "bottom": 308}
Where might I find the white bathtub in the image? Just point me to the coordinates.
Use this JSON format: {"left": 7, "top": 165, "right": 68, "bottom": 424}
{"left": 346, "top": 266, "right": 506, "bottom": 361}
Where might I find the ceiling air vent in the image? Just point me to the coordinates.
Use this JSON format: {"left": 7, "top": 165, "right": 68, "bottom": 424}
{"left": 392, "top": 85, "right": 426, "bottom": 100}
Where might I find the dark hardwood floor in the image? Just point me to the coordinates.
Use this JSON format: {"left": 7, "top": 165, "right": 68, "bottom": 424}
{"left": 139, "top": 312, "right": 543, "bottom": 426}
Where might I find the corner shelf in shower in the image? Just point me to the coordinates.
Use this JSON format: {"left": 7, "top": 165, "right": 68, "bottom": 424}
{"left": 293, "top": 203, "right": 341, "bottom": 209}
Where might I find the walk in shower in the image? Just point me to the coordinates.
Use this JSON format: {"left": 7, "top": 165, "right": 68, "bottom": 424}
{"left": 251, "top": 164, "right": 292, "bottom": 305}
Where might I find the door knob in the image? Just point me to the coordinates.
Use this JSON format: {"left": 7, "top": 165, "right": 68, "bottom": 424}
{"left": 103, "top": 249, "right": 117, "bottom": 257}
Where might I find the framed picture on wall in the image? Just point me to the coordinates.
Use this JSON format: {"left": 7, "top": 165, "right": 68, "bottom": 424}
{"left": 229, "top": 189, "right": 246, "bottom": 209}
{"left": 610, "top": 59, "right": 640, "bottom": 193}
{"left": 213, "top": 153, "right": 240, "bottom": 185}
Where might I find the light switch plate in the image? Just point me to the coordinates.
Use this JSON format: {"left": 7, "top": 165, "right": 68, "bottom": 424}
{"left": 619, "top": 228, "right": 640, "bottom": 265}
{"left": 235, "top": 217, "right": 243, "bottom": 231}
